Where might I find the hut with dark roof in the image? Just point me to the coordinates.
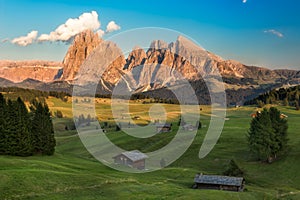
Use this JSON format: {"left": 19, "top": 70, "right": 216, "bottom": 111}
{"left": 193, "top": 174, "right": 245, "bottom": 192}
{"left": 113, "top": 150, "right": 148, "bottom": 170}
{"left": 155, "top": 123, "right": 172, "bottom": 133}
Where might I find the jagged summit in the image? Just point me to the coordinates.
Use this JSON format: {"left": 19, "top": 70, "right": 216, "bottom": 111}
{"left": 149, "top": 40, "right": 169, "bottom": 50}
{"left": 1, "top": 31, "right": 299, "bottom": 104}
{"left": 172, "top": 35, "right": 206, "bottom": 52}
{"left": 61, "top": 29, "right": 102, "bottom": 81}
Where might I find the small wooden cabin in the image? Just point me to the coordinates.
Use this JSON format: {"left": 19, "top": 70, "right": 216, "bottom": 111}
{"left": 113, "top": 150, "right": 148, "bottom": 170}
{"left": 156, "top": 123, "right": 172, "bottom": 133}
{"left": 193, "top": 174, "right": 245, "bottom": 192}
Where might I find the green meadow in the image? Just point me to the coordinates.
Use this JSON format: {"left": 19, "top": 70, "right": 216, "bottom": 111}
{"left": 1, "top": 97, "right": 300, "bottom": 199}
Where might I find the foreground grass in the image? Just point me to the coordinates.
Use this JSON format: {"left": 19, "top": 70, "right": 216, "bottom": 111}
{"left": 1, "top": 98, "right": 300, "bottom": 199}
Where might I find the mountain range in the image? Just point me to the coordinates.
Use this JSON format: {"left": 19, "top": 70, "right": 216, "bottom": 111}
{"left": 0, "top": 29, "right": 299, "bottom": 105}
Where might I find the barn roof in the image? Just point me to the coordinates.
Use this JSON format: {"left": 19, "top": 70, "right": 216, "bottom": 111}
{"left": 115, "top": 150, "right": 148, "bottom": 162}
{"left": 194, "top": 174, "right": 244, "bottom": 187}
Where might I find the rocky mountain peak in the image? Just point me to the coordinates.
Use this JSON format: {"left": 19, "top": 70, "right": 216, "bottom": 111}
{"left": 61, "top": 29, "right": 102, "bottom": 81}
{"left": 149, "top": 40, "right": 168, "bottom": 50}
{"left": 124, "top": 47, "right": 147, "bottom": 71}
{"left": 74, "top": 40, "right": 126, "bottom": 86}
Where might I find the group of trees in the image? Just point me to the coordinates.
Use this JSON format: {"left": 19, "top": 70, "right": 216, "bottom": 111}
{"left": 75, "top": 114, "right": 95, "bottom": 127}
{"left": 225, "top": 107, "right": 288, "bottom": 178}
{"left": 0, "top": 93, "right": 55, "bottom": 156}
{"left": 0, "top": 87, "right": 71, "bottom": 103}
{"left": 248, "top": 107, "right": 288, "bottom": 163}
{"left": 245, "top": 85, "right": 300, "bottom": 110}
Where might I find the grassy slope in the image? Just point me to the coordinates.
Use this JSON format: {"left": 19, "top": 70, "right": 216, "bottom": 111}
{"left": 0, "top": 98, "right": 300, "bottom": 199}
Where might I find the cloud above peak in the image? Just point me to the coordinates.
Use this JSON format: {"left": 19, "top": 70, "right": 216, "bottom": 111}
{"left": 264, "top": 29, "right": 284, "bottom": 38}
{"left": 9, "top": 11, "right": 121, "bottom": 46}
{"left": 38, "top": 11, "right": 100, "bottom": 42}
{"left": 11, "top": 30, "right": 38, "bottom": 46}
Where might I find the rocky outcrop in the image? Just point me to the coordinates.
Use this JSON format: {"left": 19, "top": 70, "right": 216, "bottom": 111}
{"left": 61, "top": 29, "right": 102, "bottom": 81}
{"left": 150, "top": 40, "right": 168, "bottom": 50}
{"left": 124, "top": 47, "right": 147, "bottom": 71}
{"left": 74, "top": 40, "right": 126, "bottom": 86}
{"left": 0, "top": 60, "right": 62, "bottom": 83}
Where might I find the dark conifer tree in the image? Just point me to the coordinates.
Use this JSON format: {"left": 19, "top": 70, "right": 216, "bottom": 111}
{"left": 223, "top": 159, "right": 244, "bottom": 177}
{"left": 269, "top": 107, "right": 288, "bottom": 157}
{"left": 31, "top": 102, "right": 56, "bottom": 155}
{"left": 42, "top": 104, "right": 56, "bottom": 155}
{"left": 0, "top": 93, "right": 7, "bottom": 154}
{"left": 14, "top": 97, "right": 32, "bottom": 156}
{"left": 6, "top": 100, "right": 19, "bottom": 155}
{"left": 248, "top": 107, "right": 288, "bottom": 162}
{"left": 248, "top": 109, "right": 275, "bottom": 161}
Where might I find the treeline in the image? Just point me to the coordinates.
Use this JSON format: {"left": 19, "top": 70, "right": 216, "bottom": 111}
{"left": 0, "top": 93, "right": 55, "bottom": 156}
{"left": 95, "top": 93, "right": 181, "bottom": 104}
{"left": 245, "top": 85, "right": 300, "bottom": 110}
{"left": 74, "top": 114, "right": 97, "bottom": 127}
{"left": 0, "top": 87, "right": 71, "bottom": 102}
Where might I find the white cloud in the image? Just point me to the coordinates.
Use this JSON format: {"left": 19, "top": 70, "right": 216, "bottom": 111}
{"left": 38, "top": 11, "right": 100, "bottom": 42}
{"left": 11, "top": 30, "right": 38, "bottom": 46}
{"left": 97, "top": 29, "right": 105, "bottom": 38}
{"left": 106, "top": 21, "right": 121, "bottom": 33}
{"left": 242, "top": 0, "right": 247, "bottom": 3}
{"left": 9, "top": 11, "right": 121, "bottom": 46}
{"left": 264, "top": 29, "right": 284, "bottom": 38}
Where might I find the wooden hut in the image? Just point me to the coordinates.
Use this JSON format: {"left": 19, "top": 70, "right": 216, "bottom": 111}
{"left": 155, "top": 123, "right": 172, "bottom": 133}
{"left": 193, "top": 174, "right": 245, "bottom": 192}
{"left": 113, "top": 150, "right": 148, "bottom": 170}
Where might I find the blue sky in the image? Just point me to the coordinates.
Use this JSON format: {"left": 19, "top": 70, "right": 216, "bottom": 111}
{"left": 0, "top": 0, "right": 300, "bottom": 69}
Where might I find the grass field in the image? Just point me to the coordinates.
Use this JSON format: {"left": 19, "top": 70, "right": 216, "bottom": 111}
{"left": 1, "top": 97, "right": 300, "bottom": 199}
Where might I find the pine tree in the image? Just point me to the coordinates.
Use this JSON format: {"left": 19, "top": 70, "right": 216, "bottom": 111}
{"left": 0, "top": 93, "right": 7, "bottom": 154}
{"left": 269, "top": 107, "right": 288, "bottom": 157}
{"left": 43, "top": 104, "right": 56, "bottom": 155}
{"left": 31, "top": 102, "right": 56, "bottom": 155}
{"left": 248, "top": 107, "right": 288, "bottom": 163}
{"left": 14, "top": 97, "right": 32, "bottom": 156}
{"left": 6, "top": 100, "right": 19, "bottom": 155}
{"left": 31, "top": 102, "right": 43, "bottom": 154}
{"left": 223, "top": 159, "right": 244, "bottom": 177}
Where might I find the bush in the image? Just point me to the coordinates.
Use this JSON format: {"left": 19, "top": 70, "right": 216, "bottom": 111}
{"left": 223, "top": 159, "right": 244, "bottom": 177}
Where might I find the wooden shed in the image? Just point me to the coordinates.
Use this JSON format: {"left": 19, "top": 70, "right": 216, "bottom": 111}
{"left": 155, "top": 123, "right": 172, "bottom": 133}
{"left": 193, "top": 174, "right": 245, "bottom": 192}
{"left": 113, "top": 150, "right": 148, "bottom": 170}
